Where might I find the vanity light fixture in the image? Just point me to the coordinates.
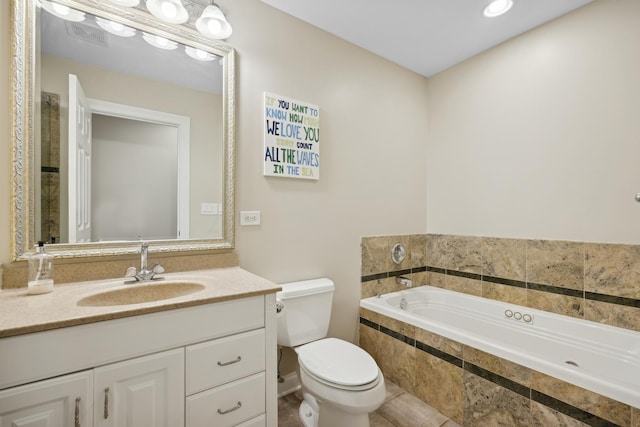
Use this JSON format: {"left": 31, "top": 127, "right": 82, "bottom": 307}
{"left": 145, "top": 0, "right": 189, "bottom": 24}
{"left": 96, "top": 17, "right": 137, "bottom": 37}
{"left": 40, "top": 0, "right": 86, "bottom": 22}
{"left": 142, "top": 32, "right": 179, "bottom": 49}
{"left": 483, "top": 0, "right": 514, "bottom": 18}
{"left": 196, "top": 2, "right": 233, "bottom": 39}
{"left": 184, "top": 46, "right": 217, "bottom": 61}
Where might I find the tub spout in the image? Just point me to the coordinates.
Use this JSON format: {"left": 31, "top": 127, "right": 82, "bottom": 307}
{"left": 396, "top": 276, "right": 412, "bottom": 287}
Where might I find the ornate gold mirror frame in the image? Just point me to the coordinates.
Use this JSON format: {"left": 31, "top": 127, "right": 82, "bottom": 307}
{"left": 10, "top": 0, "right": 236, "bottom": 260}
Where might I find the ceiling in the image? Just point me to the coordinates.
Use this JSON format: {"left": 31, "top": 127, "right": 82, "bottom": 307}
{"left": 260, "top": 0, "right": 595, "bottom": 77}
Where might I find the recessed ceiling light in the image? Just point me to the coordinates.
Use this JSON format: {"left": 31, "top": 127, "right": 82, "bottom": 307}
{"left": 483, "top": 0, "right": 514, "bottom": 18}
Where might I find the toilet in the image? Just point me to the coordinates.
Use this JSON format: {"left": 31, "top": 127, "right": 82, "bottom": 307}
{"left": 276, "top": 278, "right": 386, "bottom": 427}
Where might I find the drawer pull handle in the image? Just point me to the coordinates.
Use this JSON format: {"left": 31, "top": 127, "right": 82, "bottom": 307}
{"left": 74, "top": 397, "right": 81, "bottom": 427}
{"left": 217, "top": 401, "right": 242, "bottom": 415}
{"left": 217, "top": 356, "right": 242, "bottom": 366}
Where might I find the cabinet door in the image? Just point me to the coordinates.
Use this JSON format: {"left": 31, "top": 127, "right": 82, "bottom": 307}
{"left": 94, "top": 348, "right": 184, "bottom": 427}
{"left": 0, "top": 371, "right": 93, "bottom": 427}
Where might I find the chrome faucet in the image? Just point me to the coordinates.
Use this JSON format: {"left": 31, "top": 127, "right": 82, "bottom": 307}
{"left": 396, "top": 276, "right": 413, "bottom": 287}
{"left": 124, "top": 241, "right": 165, "bottom": 283}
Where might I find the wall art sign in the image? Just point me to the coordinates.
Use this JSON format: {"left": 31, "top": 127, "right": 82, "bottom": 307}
{"left": 264, "top": 92, "right": 320, "bottom": 180}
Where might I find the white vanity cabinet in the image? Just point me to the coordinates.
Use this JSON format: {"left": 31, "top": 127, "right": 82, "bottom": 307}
{"left": 0, "top": 371, "right": 93, "bottom": 427}
{"left": 94, "top": 348, "right": 184, "bottom": 427}
{"left": 0, "top": 293, "right": 278, "bottom": 427}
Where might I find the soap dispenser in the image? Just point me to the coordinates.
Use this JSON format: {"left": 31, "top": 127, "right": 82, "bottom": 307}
{"left": 28, "top": 241, "right": 54, "bottom": 295}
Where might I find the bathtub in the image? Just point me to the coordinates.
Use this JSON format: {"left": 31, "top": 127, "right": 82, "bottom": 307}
{"left": 360, "top": 286, "right": 640, "bottom": 409}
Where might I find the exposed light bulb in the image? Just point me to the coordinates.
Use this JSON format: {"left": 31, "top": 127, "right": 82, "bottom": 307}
{"left": 160, "top": 1, "right": 177, "bottom": 19}
{"left": 145, "top": 0, "right": 188, "bottom": 24}
{"left": 207, "top": 19, "right": 222, "bottom": 35}
{"left": 195, "top": 4, "right": 232, "bottom": 39}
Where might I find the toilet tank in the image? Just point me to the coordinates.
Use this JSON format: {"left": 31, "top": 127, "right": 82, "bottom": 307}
{"left": 276, "top": 278, "right": 335, "bottom": 347}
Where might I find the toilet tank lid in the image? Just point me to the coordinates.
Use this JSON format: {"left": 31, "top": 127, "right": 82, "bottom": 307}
{"left": 277, "top": 278, "right": 335, "bottom": 300}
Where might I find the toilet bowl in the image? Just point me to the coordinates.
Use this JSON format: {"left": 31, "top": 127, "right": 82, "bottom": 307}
{"left": 295, "top": 338, "right": 386, "bottom": 427}
{"left": 276, "top": 279, "right": 386, "bottom": 427}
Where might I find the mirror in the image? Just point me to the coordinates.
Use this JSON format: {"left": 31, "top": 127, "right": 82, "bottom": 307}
{"left": 10, "top": 0, "right": 236, "bottom": 259}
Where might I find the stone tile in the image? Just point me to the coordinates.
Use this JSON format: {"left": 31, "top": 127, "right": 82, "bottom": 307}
{"left": 362, "top": 236, "right": 394, "bottom": 276}
{"left": 361, "top": 327, "right": 416, "bottom": 394}
{"left": 278, "top": 393, "right": 304, "bottom": 427}
{"left": 427, "top": 270, "right": 447, "bottom": 289}
{"left": 633, "top": 407, "right": 640, "bottom": 427}
{"left": 584, "top": 243, "right": 640, "bottom": 299}
{"left": 531, "top": 401, "right": 590, "bottom": 427}
{"left": 448, "top": 235, "right": 482, "bottom": 274}
{"left": 412, "top": 270, "right": 429, "bottom": 288}
{"left": 377, "top": 391, "right": 449, "bottom": 427}
{"left": 410, "top": 234, "right": 427, "bottom": 269}
{"left": 375, "top": 312, "right": 416, "bottom": 340}
{"left": 414, "top": 350, "right": 464, "bottom": 424}
{"left": 481, "top": 281, "right": 527, "bottom": 306}
{"left": 369, "top": 411, "right": 396, "bottom": 427}
{"left": 531, "top": 371, "right": 632, "bottom": 427}
{"left": 426, "top": 234, "right": 450, "bottom": 270}
{"left": 584, "top": 299, "right": 640, "bottom": 332}
{"left": 482, "top": 237, "right": 526, "bottom": 281}
{"left": 360, "top": 307, "right": 382, "bottom": 325}
{"left": 526, "top": 289, "right": 583, "bottom": 319}
{"left": 463, "top": 347, "right": 531, "bottom": 387}
{"left": 414, "top": 328, "right": 463, "bottom": 359}
{"left": 463, "top": 371, "right": 531, "bottom": 427}
{"left": 362, "top": 277, "right": 398, "bottom": 299}
{"left": 526, "top": 239, "right": 584, "bottom": 290}
{"left": 382, "top": 379, "right": 406, "bottom": 403}
{"left": 444, "top": 275, "right": 482, "bottom": 297}
{"left": 442, "top": 420, "right": 463, "bottom": 427}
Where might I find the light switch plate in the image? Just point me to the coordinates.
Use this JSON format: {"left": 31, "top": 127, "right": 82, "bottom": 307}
{"left": 240, "top": 211, "right": 261, "bottom": 226}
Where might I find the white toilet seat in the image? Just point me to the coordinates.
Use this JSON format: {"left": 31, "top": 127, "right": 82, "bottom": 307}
{"left": 296, "top": 338, "right": 381, "bottom": 390}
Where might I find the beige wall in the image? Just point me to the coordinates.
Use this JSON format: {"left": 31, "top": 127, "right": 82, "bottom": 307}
{"left": 426, "top": 0, "right": 640, "bottom": 244}
{"left": 225, "top": 0, "right": 429, "bottom": 345}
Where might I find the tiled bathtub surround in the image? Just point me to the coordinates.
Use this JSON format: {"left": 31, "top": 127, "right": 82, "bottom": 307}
{"left": 359, "top": 308, "right": 640, "bottom": 426}
{"left": 361, "top": 235, "right": 640, "bottom": 332}
{"left": 360, "top": 234, "right": 640, "bottom": 426}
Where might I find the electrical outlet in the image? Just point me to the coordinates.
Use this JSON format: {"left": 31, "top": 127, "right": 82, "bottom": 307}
{"left": 240, "top": 211, "right": 261, "bottom": 226}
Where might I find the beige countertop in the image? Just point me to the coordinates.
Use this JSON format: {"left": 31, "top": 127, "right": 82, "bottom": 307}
{"left": 0, "top": 267, "right": 280, "bottom": 338}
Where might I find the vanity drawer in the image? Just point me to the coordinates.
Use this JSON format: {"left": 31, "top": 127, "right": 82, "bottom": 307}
{"left": 186, "top": 329, "right": 265, "bottom": 395}
{"left": 186, "top": 372, "right": 265, "bottom": 427}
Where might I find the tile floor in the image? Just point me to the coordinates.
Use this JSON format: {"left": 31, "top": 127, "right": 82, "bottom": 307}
{"left": 278, "top": 380, "right": 462, "bottom": 427}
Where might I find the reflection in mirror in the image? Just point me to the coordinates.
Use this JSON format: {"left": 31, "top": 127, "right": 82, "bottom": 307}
{"left": 10, "top": 0, "right": 235, "bottom": 259}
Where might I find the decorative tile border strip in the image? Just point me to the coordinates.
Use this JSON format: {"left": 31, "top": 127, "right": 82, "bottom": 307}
{"left": 360, "top": 317, "right": 624, "bottom": 427}
{"left": 362, "top": 267, "right": 640, "bottom": 309}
